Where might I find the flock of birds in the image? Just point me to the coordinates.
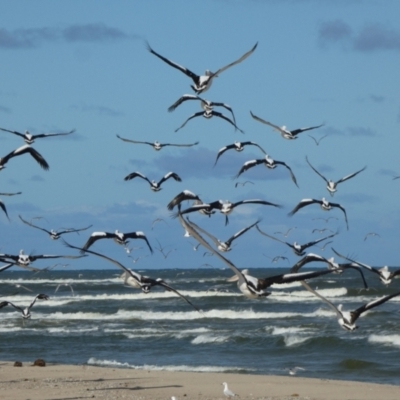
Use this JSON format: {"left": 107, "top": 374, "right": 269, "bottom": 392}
{"left": 1, "top": 41, "right": 400, "bottom": 340}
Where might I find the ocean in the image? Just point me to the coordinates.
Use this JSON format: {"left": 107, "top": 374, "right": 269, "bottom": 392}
{"left": 1, "top": 266, "right": 399, "bottom": 386}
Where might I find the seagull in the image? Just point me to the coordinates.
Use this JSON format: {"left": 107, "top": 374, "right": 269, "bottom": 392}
{"left": 214, "top": 141, "right": 266, "bottom": 166}
{"left": 288, "top": 367, "right": 305, "bottom": 376}
{"left": 308, "top": 134, "right": 328, "bottom": 146}
{"left": 256, "top": 225, "right": 337, "bottom": 256}
{"left": 364, "top": 232, "right": 380, "bottom": 241}
{"left": 222, "top": 382, "right": 237, "bottom": 398}
{"left": 235, "top": 181, "right": 254, "bottom": 188}
{"left": 306, "top": 156, "right": 366, "bottom": 196}
{"left": 176, "top": 198, "right": 282, "bottom": 225}
{"left": 187, "top": 218, "right": 259, "bottom": 252}
{"left": 0, "top": 144, "right": 49, "bottom": 170}
{"left": 332, "top": 248, "right": 400, "bottom": 285}
{"left": 175, "top": 109, "right": 244, "bottom": 133}
{"left": 0, "top": 127, "right": 75, "bottom": 144}
{"left": 55, "top": 283, "right": 75, "bottom": 296}
{"left": 80, "top": 230, "right": 153, "bottom": 254}
{"left": 62, "top": 240, "right": 200, "bottom": 312}
{"left": 250, "top": 111, "right": 324, "bottom": 140}
{"left": 124, "top": 171, "right": 182, "bottom": 191}
{"left": 0, "top": 249, "right": 84, "bottom": 267}
{"left": 116, "top": 135, "right": 199, "bottom": 150}
{"left": 236, "top": 154, "right": 298, "bottom": 186}
{"left": 316, "top": 241, "right": 333, "bottom": 251}
{"left": 313, "top": 217, "right": 338, "bottom": 223}
{"left": 151, "top": 218, "right": 169, "bottom": 230}
{"left": 274, "top": 227, "right": 296, "bottom": 237}
{"left": 312, "top": 228, "right": 334, "bottom": 234}
{"left": 19, "top": 215, "right": 92, "bottom": 240}
{"left": 167, "top": 190, "right": 202, "bottom": 211}
{"left": 300, "top": 280, "right": 400, "bottom": 331}
{"left": 0, "top": 293, "right": 49, "bottom": 319}
{"left": 147, "top": 41, "right": 258, "bottom": 94}
{"left": 155, "top": 239, "right": 176, "bottom": 259}
{"left": 168, "top": 94, "right": 237, "bottom": 124}
{"left": 288, "top": 198, "right": 349, "bottom": 230}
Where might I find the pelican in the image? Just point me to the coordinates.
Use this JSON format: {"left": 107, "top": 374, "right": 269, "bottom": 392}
{"left": 81, "top": 230, "right": 153, "bottom": 254}
{"left": 0, "top": 144, "right": 49, "bottom": 170}
{"left": 147, "top": 41, "right": 258, "bottom": 94}
{"left": 306, "top": 156, "right": 366, "bottom": 196}
{"left": 236, "top": 154, "right": 298, "bottom": 187}
{"left": 214, "top": 141, "right": 266, "bottom": 166}
{"left": 256, "top": 225, "right": 337, "bottom": 256}
{"left": 250, "top": 111, "right": 324, "bottom": 140}
{"left": 0, "top": 127, "right": 75, "bottom": 144}
{"left": 176, "top": 198, "right": 282, "bottom": 225}
{"left": 175, "top": 108, "right": 243, "bottom": 133}
{"left": 288, "top": 198, "right": 348, "bottom": 230}
{"left": 19, "top": 215, "right": 92, "bottom": 240}
{"left": 116, "top": 135, "right": 198, "bottom": 150}
{"left": 332, "top": 248, "right": 400, "bottom": 285}
{"left": 0, "top": 249, "right": 84, "bottom": 267}
{"left": 62, "top": 240, "right": 200, "bottom": 312}
{"left": 124, "top": 171, "right": 182, "bottom": 191}
{"left": 187, "top": 218, "right": 259, "bottom": 252}
{"left": 0, "top": 294, "right": 49, "bottom": 319}
{"left": 300, "top": 280, "right": 400, "bottom": 331}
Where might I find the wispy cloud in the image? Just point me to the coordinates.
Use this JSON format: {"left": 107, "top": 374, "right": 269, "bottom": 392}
{"left": 0, "top": 105, "right": 11, "bottom": 114}
{"left": 0, "top": 23, "right": 137, "bottom": 49}
{"left": 322, "top": 126, "right": 377, "bottom": 137}
{"left": 369, "top": 94, "right": 385, "bottom": 103}
{"left": 70, "top": 104, "right": 124, "bottom": 117}
{"left": 318, "top": 20, "right": 400, "bottom": 52}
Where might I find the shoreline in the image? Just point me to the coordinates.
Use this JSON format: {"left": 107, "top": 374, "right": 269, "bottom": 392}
{"left": 1, "top": 360, "right": 399, "bottom": 400}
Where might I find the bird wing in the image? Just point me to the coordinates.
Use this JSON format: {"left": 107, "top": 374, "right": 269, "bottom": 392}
{"left": 245, "top": 141, "right": 267, "bottom": 154}
{"left": 158, "top": 172, "right": 182, "bottom": 186}
{"left": 331, "top": 248, "right": 379, "bottom": 275}
{"left": 212, "top": 111, "right": 244, "bottom": 133}
{"left": 209, "top": 102, "right": 236, "bottom": 125}
{"left": 57, "top": 224, "right": 93, "bottom": 235}
{"left": 19, "top": 215, "right": 50, "bottom": 234}
{"left": 329, "top": 202, "right": 349, "bottom": 230}
{"left": 301, "top": 232, "right": 337, "bottom": 250}
{"left": 167, "top": 94, "right": 201, "bottom": 112}
{"left": 81, "top": 231, "right": 115, "bottom": 252}
{"left": 250, "top": 111, "right": 285, "bottom": 134}
{"left": 0, "top": 301, "right": 25, "bottom": 313}
{"left": 33, "top": 129, "right": 75, "bottom": 139}
{"left": 116, "top": 135, "right": 153, "bottom": 146}
{"left": 2, "top": 145, "right": 49, "bottom": 170}
{"left": 0, "top": 200, "right": 10, "bottom": 220}
{"left": 305, "top": 156, "right": 329, "bottom": 184}
{"left": 214, "top": 144, "right": 235, "bottom": 166}
{"left": 175, "top": 111, "right": 204, "bottom": 132}
{"left": 288, "top": 199, "right": 319, "bottom": 216}
{"left": 147, "top": 43, "right": 199, "bottom": 81}
{"left": 256, "top": 224, "right": 289, "bottom": 247}
{"left": 210, "top": 42, "right": 258, "bottom": 78}
{"left": 336, "top": 166, "right": 366, "bottom": 184}
{"left": 0, "top": 263, "right": 14, "bottom": 273}
{"left": 0, "top": 127, "right": 24, "bottom": 138}
{"left": 226, "top": 220, "right": 259, "bottom": 246}
{"left": 123, "top": 231, "right": 153, "bottom": 254}
{"left": 235, "top": 159, "right": 263, "bottom": 178}
{"left": 27, "top": 293, "right": 49, "bottom": 310}
{"left": 274, "top": 160, "right": 298, "bottom": 187}
{"left": 291, "top": 124, "right": 324, "bottom": 135}
{"left": 233, "top": 199, "right": 282, "bottom": 209}
{"left": 165, "top": 141, "right": 199, "bottom": 148}
{"left": 290, "top": 253, "right": 329, "bottom": 273}
{"left": 124, "top": 171, "right": 152, "bottom": 184}
{"left": 167, "top": 190, "right": 201, "bottom": 211}
{"left": 186, "top": 218, "right": 220, "bottom": 247}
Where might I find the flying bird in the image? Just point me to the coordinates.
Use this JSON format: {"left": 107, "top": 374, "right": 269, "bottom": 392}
{"left": 0, "top": 144, "right": 49, "bottom": 170}
{"left": 236, "top": 154, "right": 298, "bottom": 187}
{"left": 214, "top": 141, "right": 266, "bottom": 166}
{"left": 364, "top": 232, "right": 380, "bottom": 241}
{"left": 250, "top": 111, "right": 324, "bottom": 140}
{"left": 0, "top": 127, "right": 75, "bottom": 144}
{"left": 80, "top": 230, "right": 153, "bottom": 254}
{"left": 0, "top": 191, "right": 21, "bottom": 220}
{"left": 147, "top": 41, "right": 258, "bottom": 94}
{"left": 0, "top": 293, "right": 49, "bottom": 319}
{"left": 306, "top": 156, "right": 366, "bottom": 196}
{"left": 308, "top": 134, "right": 328, "bottom": 146}
{"left": 167, "top": 190, "right": 202, "bottom": 211}
{"left": 256, "top": 225, "right": 337, "bottom": 256}
{"left": 62, "top": 240, "right": 200, "bottom": 312}
{"left": 19, "top": 215, "right": 92, "bottom": 240}
{"left": 235, "top": 181, "right": 254, "bottom": 188}
{"left": 300, "top": 280, "right": 400, "bottom": 331}
{"left": 124, "top": 171, "right": 182, "bottom": 191}
{"left": 288, "top": 198, "right": 349, "bottom": 230}
{"left": 116, "top": 135, "right": 199, "bottom": 150}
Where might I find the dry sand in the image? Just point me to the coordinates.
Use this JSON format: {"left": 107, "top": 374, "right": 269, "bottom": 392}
{"left": 0, "top": 360, "right": 399, "bottom": 400}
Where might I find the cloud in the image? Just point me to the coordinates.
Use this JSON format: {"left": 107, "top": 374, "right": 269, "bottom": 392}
{"left": 318, "top": 20, "right": 400, "bottom": 52}
{"left": 0, "top": 24, "right": 136, "bottom": 49}
{"left": 30, "top": 175, "right": 45, "bottom": 182}
{"left": 346, "top": 126, "right": 376, "bottom": 137}
{"left": 0, "top": 105, "right": 11, "bottom": 114}
{"left": 369, "top": 94, "right": 385, "bottom": 103}
{"left": 71, "top": 104, "right": 124, "bottom": 117}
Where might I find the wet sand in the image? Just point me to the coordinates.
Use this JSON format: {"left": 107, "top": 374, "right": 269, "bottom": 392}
{"left": 1, "top": 360, "right": 399, "bottom": 400}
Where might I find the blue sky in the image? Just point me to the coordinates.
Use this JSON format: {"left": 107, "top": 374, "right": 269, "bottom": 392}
{"left": 0, "top": 0, "right": 399, "bottom": 270}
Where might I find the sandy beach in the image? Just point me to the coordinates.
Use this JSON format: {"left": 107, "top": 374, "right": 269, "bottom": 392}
{"left": 0, "top": 360, "right": 399, "bottom": 400}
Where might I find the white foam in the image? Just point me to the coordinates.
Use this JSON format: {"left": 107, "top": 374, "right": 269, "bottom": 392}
{"left": 368, "top": 334, "right": 400, "bottom": 347}
{"left": 191, "top": 334, "right": 228, "bottom": 344}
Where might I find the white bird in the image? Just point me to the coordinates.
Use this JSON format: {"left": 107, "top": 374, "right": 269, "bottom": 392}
{"left": 0, "top": 144, "right": 49, "bottom": 170}
{"left": 116, "top": 135, "right": 199, "bottom": 150}
{"left": 147, "top": 41, "right": 258, "bottom": 94}
{"left": 306, "top": 156, "right": 366, "bottom": 196}
{"left": 222, "top": 382, "right": 237, "bottom": 398}
{"left": 0, "top": 127, "right": 75, "bottom": 144}
{"left": 55, "top": 283, "right": 75, "bottom": 297}
{"left": 288, "top": 366, "right": 305, "bottom": 376}
{"left": 236, "top": 154, "right": 298, "bottom": 187}
{"left": 288, "top": 198, "right": 349, "bottom": 230}
{"left": 124, "top": 171, "right": 182, "bottom": 191}
{"left": 364, "top": 232, "right": 380, "bottom": 241}
{"left": 19, "top": 215, "right": 92, "bottom": 240}
{"left": 300, "top": 280, "right": 400, "bottom": 331}
{"left": 250, "top": 111, "right": 324, "bottom": 140}
{"left": 0, "top": 293, "right": 49, "bottom": 319}
{"left": 81, "top": 230, "right": 153, "bottom": 254}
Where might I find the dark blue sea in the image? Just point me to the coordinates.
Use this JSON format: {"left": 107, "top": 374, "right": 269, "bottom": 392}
{"left": 1, "top": 267, "right": 399, "bottom": 386}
